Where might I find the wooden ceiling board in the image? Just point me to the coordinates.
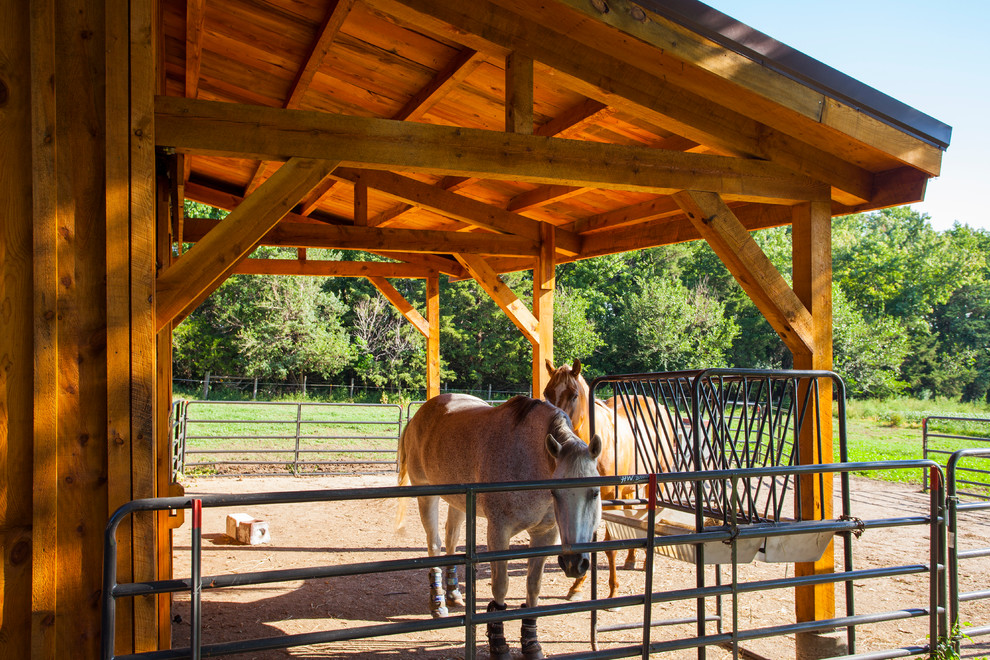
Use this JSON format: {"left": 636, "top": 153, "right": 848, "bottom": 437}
{"left": 159, "top": 0, "right": 942, "bottom": 261}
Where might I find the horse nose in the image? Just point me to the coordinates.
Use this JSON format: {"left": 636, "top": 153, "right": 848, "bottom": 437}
{"left": 557, "top": 553, "right": 590, "bottom": 578}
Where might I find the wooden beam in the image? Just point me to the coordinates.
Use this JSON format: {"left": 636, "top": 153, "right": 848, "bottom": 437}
{"left": 376, "top": 95, "right": 605, "bottom": 226}
{"left": 394, "top": 47, "right": 486, "bottom": 122}
{"left": 426, "top": 275, "right": 440, "bottom": 398}
{"left": 233, "top": 259, "right": 437, "bottom": 278}
{"left": 331, "top": 167, "right": 581, "bottom": 255}
{"left": 374, "top": 0, "right": 875, "bottom": 203}
{"left": 182, "top": 182, "right": 470, "bottom": 277}
{"left": 368, "top": 276, "right": 430, "bottom": 337}
{"left": 672, "top": 191, "right": 814, "bottom": 355}
{"left": 181, "top": 216, "right": 539, "bottom": 256}
{"left": 455, "top": 253, "right": 539, "bottom": 345}
{"left": 505, "top": 51, "right": 533, "bottom": 135}
{"left": 156, "top": 158, "right": 341, "bottom": 332}
{"left": 157, "top": 97, "right": 829, "bottom": 204}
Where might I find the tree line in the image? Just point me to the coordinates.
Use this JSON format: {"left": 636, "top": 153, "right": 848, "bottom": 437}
{"left": 174, "top": 202, "right": 990, "bottom": 402}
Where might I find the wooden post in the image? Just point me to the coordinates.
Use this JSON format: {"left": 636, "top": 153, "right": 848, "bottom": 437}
{"left": 28, "top": 0, "right": 58, "bottom": 657}
{"left": 426, "top": 275, "right": 440, "bottom": 399}
{"left": 505, "top": 52, "right": 534, "bottom": 135}
{"left": 532, "top": 223, "right": 554, "bottom": 397}
{"left": 792, "top": 200, "right": 840, "bottom": 658}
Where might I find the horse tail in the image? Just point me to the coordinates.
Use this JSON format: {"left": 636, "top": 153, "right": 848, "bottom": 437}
{"left": 395, "top": 425, "right": 411, "bottom": 532}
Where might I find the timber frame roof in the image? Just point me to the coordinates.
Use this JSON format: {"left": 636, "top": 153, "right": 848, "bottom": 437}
{"left": 160, "top": 0, "right": 950, "bottom": 279}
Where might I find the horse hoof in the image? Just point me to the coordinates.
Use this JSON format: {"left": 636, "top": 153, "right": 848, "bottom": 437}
{"left": 523, "top": 645, "right": 545, "bottom": 660}
{"left": 445, "top": 592, "right": 465, "bottom": 608}
{"left": 622, "top": 560, "right": 637, "bottom": 571}
{"left": 564, "top": 588, "right": 584, "bottom": 601}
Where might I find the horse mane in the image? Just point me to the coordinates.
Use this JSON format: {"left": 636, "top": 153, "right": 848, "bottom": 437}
{"left": 501, "top": 396, "right": 575, "bottom": 438}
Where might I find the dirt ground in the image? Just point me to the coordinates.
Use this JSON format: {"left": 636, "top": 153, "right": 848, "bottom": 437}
{"left": 169, "top": 472, "right": 990, "bottom": 659}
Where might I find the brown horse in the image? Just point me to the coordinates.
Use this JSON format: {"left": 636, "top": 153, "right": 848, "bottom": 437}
{"left": 397, "top": 394, "right": 602, "bottom": 660}
{"left": 543, "top": 359, "right": 675, "bottom": 600}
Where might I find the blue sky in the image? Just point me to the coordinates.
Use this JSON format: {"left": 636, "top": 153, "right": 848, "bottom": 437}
{"left": 706, "top": 1, "right": 988, "bottom": 232}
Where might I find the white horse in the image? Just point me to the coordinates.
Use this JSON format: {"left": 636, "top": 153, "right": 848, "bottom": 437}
{"left": 397, "top": 394, "right": 602, "bottom": 660}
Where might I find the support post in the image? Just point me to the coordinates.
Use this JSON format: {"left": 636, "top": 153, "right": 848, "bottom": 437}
{"left": 532, "top": 223, "right": 554, "bottom": 397}
{"left": 426, "top": 275, "right": 440, "bottom": 399}
{"left": 791, "top": 200, "right": 840, "bottom": 658}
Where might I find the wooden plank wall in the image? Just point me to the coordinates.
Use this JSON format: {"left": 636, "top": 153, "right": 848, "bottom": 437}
{"left": 1, "top": 1, "right": 38, "bottom": 656}
{"left": 1, "top": 0, "right": 162, "bottom": 656}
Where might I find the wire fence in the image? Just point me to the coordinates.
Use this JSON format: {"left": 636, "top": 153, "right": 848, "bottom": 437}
{"left": 172, "top": 374, "right": 528, "bottom": 404}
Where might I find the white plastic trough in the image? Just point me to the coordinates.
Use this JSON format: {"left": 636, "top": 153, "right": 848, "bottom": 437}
{"left": 603, "top": 507, "right": 833, "bottom": 565}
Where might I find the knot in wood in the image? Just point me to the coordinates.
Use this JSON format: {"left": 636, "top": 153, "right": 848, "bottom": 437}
{"left": 591, "top": 0, "right": 609, "bottom": 13}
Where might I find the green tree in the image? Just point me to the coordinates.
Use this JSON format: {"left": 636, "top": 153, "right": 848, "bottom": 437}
{"left": 552, "top": 286, "right": 604, "bottom": 365}
{"left": 608, "top": 276, "right": 738, "bottom": 373}
{"left": 832, "top": 284, "right": 910, "bottom": 398}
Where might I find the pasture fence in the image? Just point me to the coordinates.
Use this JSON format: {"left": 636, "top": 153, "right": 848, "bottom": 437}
{"left": 173, "top": 400, "right": 403, "bottom": 477}
{"left": 101, "top": 460, "right": 949, "bottom": 660}
{"left": 923, "top": 415, "right": 990, "bottom": 495}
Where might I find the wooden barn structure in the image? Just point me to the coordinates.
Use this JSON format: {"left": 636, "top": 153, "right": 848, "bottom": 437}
{"left": 0, "top": 0, "right": 950, "bottom": 657}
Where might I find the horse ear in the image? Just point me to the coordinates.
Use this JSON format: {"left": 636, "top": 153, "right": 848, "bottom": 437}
{"left": 545, "top": 358, "right": 555, "bottom": 375}
{"left": 571, "top": 358, "right": 582, "bottom": 377}
{"left": 546, "top": 434, "right": 563, "bottom": 459}
{"left": 588, "top": 433, "right": 603, "bottom": 459}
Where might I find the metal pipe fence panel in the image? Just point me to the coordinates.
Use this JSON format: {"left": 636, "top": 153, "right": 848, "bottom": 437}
{"left": 102, "top": 461, "right": 950, "bottom": 660}
{"left": 588, "top": 369, "right": 847, "bottom": 526}
{"left": 923, "top": 416, "right": 990, "bottom": 496}
{"left": 947, "top": 448, "right": 990, "bottom": 656}
{"left": 173, "top": 400, "right": 403, "bottom": 477}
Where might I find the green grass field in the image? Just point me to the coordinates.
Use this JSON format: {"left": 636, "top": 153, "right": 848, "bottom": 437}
{"left": 840, "top": 397, "right": 990, "bottom": 493}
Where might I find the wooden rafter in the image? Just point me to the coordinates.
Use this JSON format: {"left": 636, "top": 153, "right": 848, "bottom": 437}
{"left": 157, "top": 97, "right": 830, "bottom": 204}
{"left": 455, "top": 253, "right": 539, "bottom": 345}
{"left": 368, "top": 276, "right": 430, "bottom": 337}
{"left": 394, "top": 47, "right": 486, "bottom": 122}
{"left": 244, "top": 0, "right": 355, "bottom": 195}
{"left": 505, "top": 51, "right": 533, "bottom": 135}
{"left": 568, "top": 196, "right": 683, "bottom": 234}
{"left": 330, "top": 167, "right": 580, "bottom": 255}
{"left": 156, "top": 158, "right": 341, "bottom": 332}
{"left": 581, "top": 202, "right": 794, "bottom": 260}
{"left": 374, "top": 0, "right": 874, "bottom": 203}
{"left": 672, "top": 190, "right": 814, "bottom": 355}
{"left": 184, "top": 0, "right": 206, "bottom": 100}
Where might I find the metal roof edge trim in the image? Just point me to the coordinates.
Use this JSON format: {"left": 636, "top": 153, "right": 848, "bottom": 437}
{"left": 634, "top": 0, "right": 952, "bottom": 150}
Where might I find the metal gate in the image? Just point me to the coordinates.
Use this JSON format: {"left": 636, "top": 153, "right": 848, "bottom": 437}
{"left": 172, "top": 400, "right": 403, "bottom": 476}
{"left": 947, "top": 448, "right": 990, "bottom": 655}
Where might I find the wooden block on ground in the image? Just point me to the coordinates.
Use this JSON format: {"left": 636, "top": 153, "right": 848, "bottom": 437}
{"left": 225, "top": 513, "right": 271, "bottom": 545}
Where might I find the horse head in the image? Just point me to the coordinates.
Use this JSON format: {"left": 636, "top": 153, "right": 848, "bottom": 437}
{"left": 545, "top": 415, "right": 602, "bottom": 578}
{"left": 543, "top": 359, "right": 590, "bottom": 436}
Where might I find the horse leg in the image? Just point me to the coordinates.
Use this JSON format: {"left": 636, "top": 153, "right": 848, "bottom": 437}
{"left": 417, "top": 496, "right": 448, "bottom": 618}
{"left": 622, "top": 548, "right": 638, "bottom": 570}
{"left": 485, "top": 523, "right": 512, "bottom": 660}
{"left": 565, "top": 574, "right": 587, "bottom": 600}
{"left": 443, "top": 506, "right": 465, "bottom": 607}
{"left": 519, "top": 526, "right": 557, "bottom": 660}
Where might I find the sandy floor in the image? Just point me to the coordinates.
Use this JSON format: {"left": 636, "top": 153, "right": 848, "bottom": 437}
{"left": 167, "top": 473, "right": 990, "bottom": 659}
